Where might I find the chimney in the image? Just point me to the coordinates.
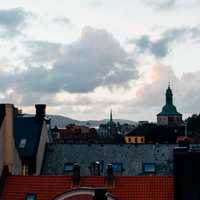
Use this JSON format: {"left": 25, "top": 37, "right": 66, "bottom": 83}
{"left": 73, "top": 163, "right": 80, "bottom": 186}
{"left": 3, "top": 104, "right": 16, "bottom": 173}
{"left": 95, "top": 161, "right": 100, "bottom": 176}
{"left": 106, "top": 164, "right": 114, "bottom": 187}
{"left": 0, "top": 104, "right": 6, "bottom": 126}
{"left": 93, "top": 189, "right": 107, "bottom": 200}
{"left": 35, "top": 104, "right": 46, "bottom": 121}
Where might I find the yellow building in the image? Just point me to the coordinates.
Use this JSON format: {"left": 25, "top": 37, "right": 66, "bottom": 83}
{"left": 125, "top": 136, "right": 145, "bottom": 144}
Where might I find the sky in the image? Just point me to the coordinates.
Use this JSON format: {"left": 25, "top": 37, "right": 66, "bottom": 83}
{"left": 0, "top": 0, "right": 200, "bottom": 121}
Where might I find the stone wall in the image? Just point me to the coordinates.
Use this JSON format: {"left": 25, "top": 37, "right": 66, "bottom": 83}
{"left": 42, "top": 144, "right": 176, "bottom": 176}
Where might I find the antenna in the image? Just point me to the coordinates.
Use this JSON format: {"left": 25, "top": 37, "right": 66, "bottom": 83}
{"left": 168, "top": 81, "right": 171, "bottom": 88}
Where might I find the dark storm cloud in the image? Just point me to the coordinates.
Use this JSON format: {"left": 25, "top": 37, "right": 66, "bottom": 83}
{"left": 0, "top": 26, "right": 138, "bottom": 100}
{"left": 0, "top": 8, "right": 30, "bottom": 37}
{"left": 132, "top": 27, "right": 200, "bottom": 58}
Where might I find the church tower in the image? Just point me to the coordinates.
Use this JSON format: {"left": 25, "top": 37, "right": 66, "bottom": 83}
{"left": 157, "top": 84, "right": 182, "bottom": 126}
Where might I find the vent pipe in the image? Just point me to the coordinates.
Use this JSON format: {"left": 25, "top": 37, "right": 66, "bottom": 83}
{"left": 73, "top": 163, "right": 80, "bottom": 185}
{"left": 107, "top": 164, "right": 114, "bottom": 186}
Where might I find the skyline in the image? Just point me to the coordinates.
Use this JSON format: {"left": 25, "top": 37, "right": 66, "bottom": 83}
{"left": 0, "top": 0, "right": 200, "bottom": 121}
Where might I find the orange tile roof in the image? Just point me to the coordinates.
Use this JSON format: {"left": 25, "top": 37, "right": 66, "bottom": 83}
{"left": 1, "top": 176, "right": 173, "bottom": 200}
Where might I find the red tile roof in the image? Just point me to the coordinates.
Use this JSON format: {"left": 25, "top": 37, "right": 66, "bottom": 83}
{"left": 1, "top": 176, "right": 173, "bottom": 200}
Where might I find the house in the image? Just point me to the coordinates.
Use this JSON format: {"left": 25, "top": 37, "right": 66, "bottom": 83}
{"left": 125, "top": 123, "right": 184, "bottom": 144}
{"left": 124, "top": 126, "right": 145, "bottom": 144}
{"left": 0, "top": 104, "right": 49, "bottom": 176}
{"left": 3, "top": 145, "right": 200, "bottom": 200}
{"left": 52, "top": 124, "right": 97, "bottom": 143}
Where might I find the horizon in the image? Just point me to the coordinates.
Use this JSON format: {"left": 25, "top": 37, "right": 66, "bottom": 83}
{"left": 0, "top": 0, "right": 200, "bottom": 121}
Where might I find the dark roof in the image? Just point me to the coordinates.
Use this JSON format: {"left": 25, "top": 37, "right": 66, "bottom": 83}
{"left": 126, "top": 124, "right": 157, "bottom": 136}
{"left": 42, "top": 144, "right": 175, "bottom": 176}
{"left": 14, "top": 117, "right": 43, "bottom": 158}
{"left": 2, "top": 176, "right": 173, "bottom": 200}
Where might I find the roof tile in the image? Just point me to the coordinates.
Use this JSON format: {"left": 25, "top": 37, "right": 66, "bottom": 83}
{"left": 2, "top": 176, "right": 173, "bottom": 200}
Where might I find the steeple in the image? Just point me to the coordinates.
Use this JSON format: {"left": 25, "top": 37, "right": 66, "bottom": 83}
{"left": 166, "top": 83, "right": 173, "bottom": 105}
{"left": 157, "top": 83, "right": 182, "bottom": 126}
{"left": 110, "top": 109, "right": 113, "bottom": 122}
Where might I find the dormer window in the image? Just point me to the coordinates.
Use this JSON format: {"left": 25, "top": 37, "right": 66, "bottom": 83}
{"left": 143, "top": 163, "right": 156, "bottom": 173}
{"left": 19, "top": 139, "right": 27, "bottom": 148}
{"left": 25, "top": 193, "right": 36, "bottom": 200}
{"left": 64, "top": 163, "right": 74, "bottom": 172}
{"left": 112, "top": 163, "right": 123, "bottom": 174}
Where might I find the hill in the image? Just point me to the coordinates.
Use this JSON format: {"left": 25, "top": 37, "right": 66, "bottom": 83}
{"left": 48, "top": 115, "right": 136, "bottom": 128}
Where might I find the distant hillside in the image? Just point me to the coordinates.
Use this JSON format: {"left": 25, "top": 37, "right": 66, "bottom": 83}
{"left": 22, "top": 113, "right": 136, "bottom": 128}
{"left": 48, "top": 115, "right": 80, "bottom": 128}
{"left": 48, "top": 115, "right": 137, "bottom": 128}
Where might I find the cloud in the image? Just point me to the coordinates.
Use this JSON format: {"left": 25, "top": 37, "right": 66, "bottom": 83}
{"left": 23, "top": 40, "right": 62, "bottom": 65}
{"left": 144, "top": 0, "right": 176, "bottom": 10}
{"left": 0, "top": 26, "right": 138, "bottom": 107}
{"left": 132, "top": 27, "right": 200, "bottom": 58}
{"left": 53, "top": 17, "right": 71, "bottom": 24}
{"left": 19, "top": 27, "right": 138, "bottom": 93}
{"left": 0, "top": 8, "right": 30, "bottom": 38}
{"left": 127, "top": 63, "right": 200, "bottom": 119}
{"left": 133, "top": 64, "right": 178, "bottom": 107}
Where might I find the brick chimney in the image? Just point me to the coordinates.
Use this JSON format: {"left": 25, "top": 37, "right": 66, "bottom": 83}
{"left": 73, "top": 163, "right": 80, "bottom": 186}
{"left": 35, "top": 104, "right": 46, "bottom": 121}
{"left": 106, "top": 164, "right": 114, "bottom": 187}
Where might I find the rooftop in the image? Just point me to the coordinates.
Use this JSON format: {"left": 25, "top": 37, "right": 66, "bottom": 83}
{"left": 42, "top": 144, "right": 175, "bottom": 176}
{"left": 14, "top": 116, "right": 43, "bottom": 158}
{"left": 2, "top": 176, "right": 173, "bottom": 200}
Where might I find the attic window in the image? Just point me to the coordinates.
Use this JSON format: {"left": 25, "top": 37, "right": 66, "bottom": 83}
{"left": 64, "top": 163, "right": 74, "bottom": 172}
{"left": 25, "top": 193, "right": 36, "bottom": 200}
{"left": 19, "top": 139, "right": 27, "bottom": 148}
{"left": 112, "top": 163, "right": 123, "bottom": 173}
{"left": 143, "top": 163, "right": 156, "bottom": 173}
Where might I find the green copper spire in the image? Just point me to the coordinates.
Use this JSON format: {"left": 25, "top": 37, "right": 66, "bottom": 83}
{"left": 166, "top": 84, "right": 173, "bottom": 105}
{"left": 157, "top": 84, "right": 182, "bottom": 116}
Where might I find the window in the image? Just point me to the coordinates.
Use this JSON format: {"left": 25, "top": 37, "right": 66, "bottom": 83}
{"left": 112, "top": 163, "right": 123, "bottom": 173}
{"left": 128, "top": 137, "right": 131, "bottom": 143}
{"left": 134, "top": 138, "right": 138, "bottom": 143}
{"left": 141, "top": 138, "right": 144, "bottom": 143}
{"left": 25, "top": 193, "right": 36, "bottom": 200}
{"left": 143, "top": 163, "right": 156, "bottom": 173}
{"left": 64, "top": 163, "right": 74, "bottom": 172}
{"left": 19, "top": 139, "right": 27, "bottom": 148}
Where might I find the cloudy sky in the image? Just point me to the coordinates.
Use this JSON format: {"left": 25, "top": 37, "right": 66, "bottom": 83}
{"left": 0, "top": 0, "right": 200, "bottom": 121}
